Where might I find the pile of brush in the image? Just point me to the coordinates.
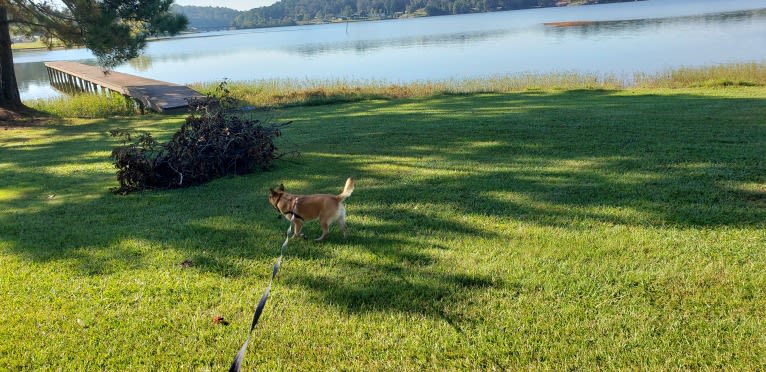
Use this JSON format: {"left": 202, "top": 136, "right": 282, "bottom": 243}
{"left": 110, "top": 89, "right": 291, "bottom": 194}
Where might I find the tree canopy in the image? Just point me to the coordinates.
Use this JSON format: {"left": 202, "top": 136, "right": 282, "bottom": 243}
{"left": 171, "top": 5, "right": 239, "bottom": 31}
{"left": 8, "top": 0, "right": 187, "bottom": 68}
{"left": 1, "top": 1, "right": 187, "bottom": 111}
{"left": 230, "top": 0, "right": 637, "bottom": 28}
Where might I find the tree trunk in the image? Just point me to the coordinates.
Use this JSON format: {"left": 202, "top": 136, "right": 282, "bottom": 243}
{"left": 0, "top": 5, "right": 23, "bottom": 111}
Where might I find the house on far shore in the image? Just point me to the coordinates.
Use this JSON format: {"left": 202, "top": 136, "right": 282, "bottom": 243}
{"left": 11, "top": 35, "right": 39, "bottom": 43}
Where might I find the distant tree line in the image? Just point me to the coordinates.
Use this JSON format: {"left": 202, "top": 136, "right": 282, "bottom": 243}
{"left": 173, "top": 0, "right": 640, "bottom": 30}
{"left": 171, "top": 5, "right": 241, "bottom": 30}
{"left": 231, "top": 0, "right": 639, "bottom": 28}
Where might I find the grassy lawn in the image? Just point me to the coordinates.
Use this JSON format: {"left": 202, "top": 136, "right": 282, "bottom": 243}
{"left": 11, "top": 40, "right": 68, "bottom": 51}
{"left": 1, "top": 87, "right": 765, "bottom": 369}
{"left": 11, "top": 40, "right": 49, "bottom": 50}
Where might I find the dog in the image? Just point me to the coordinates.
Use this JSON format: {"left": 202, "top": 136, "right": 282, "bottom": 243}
{"left": 269, "top": 177, "right": 354, "bottom": 241}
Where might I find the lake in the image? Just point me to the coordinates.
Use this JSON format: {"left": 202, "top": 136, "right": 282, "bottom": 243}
{"left": 13, "top": 0, "right": 766, "bottom": 100}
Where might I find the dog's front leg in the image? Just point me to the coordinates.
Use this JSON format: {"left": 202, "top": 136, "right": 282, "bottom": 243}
{"left": 291, "top": 220, "right": 306, "bottom": 239}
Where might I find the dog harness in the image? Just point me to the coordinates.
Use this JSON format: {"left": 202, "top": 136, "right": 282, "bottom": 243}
{"left": 273, "top": 193, "right": 305, "bottom": 221}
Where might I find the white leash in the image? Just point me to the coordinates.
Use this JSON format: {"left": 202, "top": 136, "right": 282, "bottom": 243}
{"left": 229, "top": 216, "right": 293, "bottom": 372}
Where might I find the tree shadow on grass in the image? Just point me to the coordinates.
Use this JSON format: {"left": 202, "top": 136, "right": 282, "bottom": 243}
{"left": 265, "top": 89, "right": 765, "bottom": 320}
{"left": 0, "top": 113, "right": 490, "bottom": 277}
{"left": 0, "top": 90, "right": 764, "bottom": 326}
{"left": 286, "top": 90, "right": 765, "bottom": 228}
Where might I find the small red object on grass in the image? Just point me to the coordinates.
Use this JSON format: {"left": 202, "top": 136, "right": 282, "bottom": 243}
{"left": 213, "top": 315, "right": 229, "bottom": 325}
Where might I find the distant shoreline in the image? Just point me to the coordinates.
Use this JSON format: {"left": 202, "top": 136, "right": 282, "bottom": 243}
{"left": 11, "top": 43, "right": 71, "bottom": 52}
{"left": 11, "top": 31, "right": 200, "bottom": 53}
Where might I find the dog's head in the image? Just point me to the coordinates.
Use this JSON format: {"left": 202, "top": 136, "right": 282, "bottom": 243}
{"left": 268, "top": 183, "right": 285, "bottom": 211}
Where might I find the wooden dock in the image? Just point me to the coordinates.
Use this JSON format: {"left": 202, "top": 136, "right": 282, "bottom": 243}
{"left": 44, "top": 61, "right": 206, "bottom": 113}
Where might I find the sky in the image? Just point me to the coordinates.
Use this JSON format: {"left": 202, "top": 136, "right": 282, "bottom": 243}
{"left": 174, "top": 0, "right": 279, "bottom": 11}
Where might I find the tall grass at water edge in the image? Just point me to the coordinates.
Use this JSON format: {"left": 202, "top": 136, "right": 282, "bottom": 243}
{"left": 634, "top": 63, "right": 766, "bottom": 88}
{"left": 20, "top": 62, "right": 766, "bottom": 118}
{"left": 193, "top": 63, "right": 766, "bottom": 108}
{"left": 27, "top": 93, "right": 138, "bottom": 118}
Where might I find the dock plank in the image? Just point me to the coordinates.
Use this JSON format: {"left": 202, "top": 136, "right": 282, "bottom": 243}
{"left": 44, "top": 61, "right": 206, "bottom": 112}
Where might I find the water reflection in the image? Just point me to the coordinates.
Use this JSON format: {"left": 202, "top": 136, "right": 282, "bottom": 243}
{"left": 283, "top": 9, "right": 766, "bottom": 56}
{"left": 291, "top": 28, "right": 513, "bottom": 56}
{"left": 127, "top": 55, "right": 154, "bottom": 72}
{"left": 14, "top": 62, "right": 50, "bottom": 92}
{"left": 544, "top": 9, "right": 766, "bottom": 37}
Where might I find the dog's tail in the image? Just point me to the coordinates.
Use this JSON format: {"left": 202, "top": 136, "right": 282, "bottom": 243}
{"left": 337, "top": 177, "right": 354, "bottom": 201}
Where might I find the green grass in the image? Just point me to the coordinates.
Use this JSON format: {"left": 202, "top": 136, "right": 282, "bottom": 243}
{"left": 2, "top": 86, "right": 765, "bottom": 369}
{"left": 11, "top": 40, "right": 48, "bottom": 50}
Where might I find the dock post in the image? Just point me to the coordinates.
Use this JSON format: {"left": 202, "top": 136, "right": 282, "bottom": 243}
{"left": 69, "top": 74, "right": 77, "bottom": 93}
{"left": 66, "top": 74, "right": 75, "bottom": 93}
{"left": 136, "top": 98, "right": 145, "bottom": 115}
{"left": 62, "top": 73, "right": 69, "bottom": 92}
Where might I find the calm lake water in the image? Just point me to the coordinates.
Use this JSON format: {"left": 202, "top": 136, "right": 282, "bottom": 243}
{"left": 13, "top": 0, "right": 766, "bottom": 100}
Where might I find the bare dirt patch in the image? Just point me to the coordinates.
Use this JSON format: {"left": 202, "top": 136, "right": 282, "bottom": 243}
{"left": 0, "top": 108, "right": 51, "bottom": 129}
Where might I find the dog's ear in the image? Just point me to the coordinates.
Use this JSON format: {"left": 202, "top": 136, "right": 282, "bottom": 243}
{"left": 277, "top": 183, "right": 284, "bottom": 192}
{"left": 269, "top": 187, "right": 276, "bottom": 195}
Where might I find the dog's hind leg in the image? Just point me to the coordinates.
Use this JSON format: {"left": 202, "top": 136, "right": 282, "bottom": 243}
{"left": 338, "top": 207, "right": 348, "bottom": 238}
{"left": 338, "top": 217, "right": 348, "bottom": 238}
{"left": 315, "top": 219, "right": 330, "bottom": 241}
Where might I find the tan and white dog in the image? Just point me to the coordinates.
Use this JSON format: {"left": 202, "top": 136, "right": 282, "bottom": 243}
{"left": 269, "top": 178, "right": 354, "bottom": 241}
